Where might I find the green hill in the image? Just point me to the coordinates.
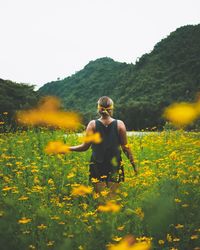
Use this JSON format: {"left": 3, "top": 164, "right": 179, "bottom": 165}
{"left": 38, "top": 24, "right": 200, "bottom": 129}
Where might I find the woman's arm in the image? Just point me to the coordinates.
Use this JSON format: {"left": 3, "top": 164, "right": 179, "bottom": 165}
{"left": 69, "top": 120, "right": 95, "bottom": 152}
{"left": 118, "top": 120, "right": 138, "bottom": 174}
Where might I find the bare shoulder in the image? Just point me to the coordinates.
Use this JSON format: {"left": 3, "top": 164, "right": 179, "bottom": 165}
{"left": 86, "top": 120, "right": 96, "bottom": 130}
{"left": 117, "top": 119, "right": 126, "bottom": 130}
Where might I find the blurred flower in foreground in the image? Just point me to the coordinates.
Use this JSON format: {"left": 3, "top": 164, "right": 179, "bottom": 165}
{"left": 45, "top": 141, "right": 70, "bottom": 154}
{"left": 163, "top": 102, "right": 199, "bottom": 127}
{"left": 108, "top": 235, "right": 151, "bottom": 250}
{"left": 16, "top": 96, "right": 80, "bottom": 129}
{"left": 98, "top": 201, "right": 121, "bottom": 213}
{"left": 80, "top": 131, "right": 102, "bottom": 144}
{"left": 71, "top": 185, "right": 93, "bottom": 196}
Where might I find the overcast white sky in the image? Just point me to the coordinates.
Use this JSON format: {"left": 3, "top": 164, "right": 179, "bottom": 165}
{"left": 0, "top": 0, "right": 199, "bottom": 90}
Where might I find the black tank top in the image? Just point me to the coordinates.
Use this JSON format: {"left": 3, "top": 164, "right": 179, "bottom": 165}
{"left": 91, "top": 119, "right": 121, "bottom": 164}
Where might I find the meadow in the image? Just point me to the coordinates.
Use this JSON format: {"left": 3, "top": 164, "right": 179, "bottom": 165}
{"left": 0, "top": 128, "right": 200, "bottom": 250}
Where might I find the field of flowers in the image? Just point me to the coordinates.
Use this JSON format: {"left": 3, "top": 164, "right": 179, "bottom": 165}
{"left": 0, "top": 128, "right": 200, "bottom": 250}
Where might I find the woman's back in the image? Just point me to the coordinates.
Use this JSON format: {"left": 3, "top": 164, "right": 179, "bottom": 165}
{"left": 91, "top": 119, "right": 121, "bottom": 164}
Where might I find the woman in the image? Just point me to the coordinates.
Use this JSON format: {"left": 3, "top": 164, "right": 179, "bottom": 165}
{"left": 69, "top": 96, "right": 137, "bottom": 193}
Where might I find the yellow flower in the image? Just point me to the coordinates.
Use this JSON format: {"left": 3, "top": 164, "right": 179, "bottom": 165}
{"left": 134, "top": 208, "right": 144, "bottom": 220}
{"left": 29, "top": 245, "right": 36, "bottom": 249}
{"left": 37, "top": 224, "right": 47, "bottom": 230}
{"left": 158, "top": 240, "right": 165, "bottom": 245}
{"left": 48, "top": 179, "right": 54, "bottom": 185}
{"left": 16, "top": 96, "right": 80, "bottom": 129}
{"left": 97, "top": 201, "right": 121, "bottom": 213}
{"left": 167, "top": 234, "right": 172, "bottom": 242}
{"left": 169, "top": 151, "right": 177, "bottom": 160}
{"left": 45, "top": 141, "right": 70, "bottom": 154}
{"left": 174, "top": 198, "right": 182, "bottom": 203}
{"left": 100, "top": 190, "right": 109, "bottom": 197}
{"left": 175, "top": 224, "right": 184, "bottom": 229}
{"left": 91, "top": 178, "right": 99, "bottom": 183}
{"left": 46, "top": 241, "right": 55, "bottom": 246}
{"left": 80, "top": 132, "right": 102, "bottom": 144}
{"left": 50, "top": 216, "right": 60, "bottom": 220}
{"left": 67, "top": 173, "right": 75, "bottom": 179}
{"left": 71, "top": 185, "right": 93, "bottom": 196}
{"left": 117, "top": 226, "right": 125, "bottom": 231}
{"left": 18, "top": 217, "right": 32, "bottom": 224}
{"left": 191, "top": 235, "right": 198, "bottom": 240}
{"left": 18, "top": 196, "right": 29, "bottom": 201}
{"left": 0, "top": 211, "right": 4, "bottom": 217}
{"left": 108, "top": 235, "right": 151, "bottom": 250}
{"left": 173, "top": 238, "right": 180, "bottom": 242}
{"left": 2, "top": 186, "right": 12, "bottom": 191}
{"left": 112, "top": 236, "right": 122, "bottom": 242}
{"left": 163, "top": 102, "right": 198, "bottom": 127}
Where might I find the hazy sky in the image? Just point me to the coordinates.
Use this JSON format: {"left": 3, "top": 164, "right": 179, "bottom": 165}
{"left": 1, "top": 0, "right": 200, "bottom": 89}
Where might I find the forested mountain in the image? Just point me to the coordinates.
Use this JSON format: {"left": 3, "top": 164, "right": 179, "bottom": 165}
{"left": 39, "top": 24, "right": 200, "bottom": 129}
{"left": 0, "top": 79, "right": 38, "bottom": 131}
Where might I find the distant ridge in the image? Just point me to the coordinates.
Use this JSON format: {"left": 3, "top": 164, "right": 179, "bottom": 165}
{"left": 39, "top": 24, "right": 200, "bottom": 130}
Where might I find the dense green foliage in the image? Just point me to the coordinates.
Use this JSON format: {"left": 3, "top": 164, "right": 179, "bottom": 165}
{"left": 0, "top": 79, "right": 38, "bottom": 132}
{"left": 39, "top": 24, "right": 200, "bottom": 130}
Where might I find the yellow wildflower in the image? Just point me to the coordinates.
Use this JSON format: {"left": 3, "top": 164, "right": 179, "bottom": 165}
{"left": 93, "top": 193, "right": 100, "bottom": 199}
{"left": 0, "top": 211, "right": 4, "bottom": 217}
{"left": 134, "top": 208, "right": 144, "bottom": 220}
{"left": 117, "top": 226, "right": 125, "bottom": 231}
{"left": 100, "top": 190, "right": 109, "bottom": 196}
{"left": 191, "top": 235, "right": 198, "bottom": 240}
{"left": 169, "top": 151, "right": 177, "bottom": 160}
{"left": 45, "top": 141, "right": 70, "bottom": 154}
{"left": 29, "top": 245, "right": 36, "bottom": 249}
{"left": 50, "top": 216, "right": 60, "bottom": 220}
{"left": 18, "top": 196, "right": 29, "bottom": 201}
{"left": 175, "top": 224, "right": 184, "bottom": 229}
{"left": 71, "top": 185, "right": 93, "bottom": 196}
{"left": 91, "top": 177, "right": 99, "bottom": 183}
{"left": 18, "top": 217, "right": 32, "bottom": 224}
{"left": 173, "top": 238, "right": 180, "bottom": 242}
{"left": 80, "top": 131, "right": 102, "bottom": 144}
{"left": 182, "top": 204, "right": 189, "bottom": 207}
{"left": 2, "top": 186, "right": 12, "bottom": 191}
{"left": 158, "top": 240, "right": 165, "bottom": 245}
{"left": 112, "top": 236, "right": 122, "bottom": 242}
{"left": 108, "top": 235, "right": 151, "bottom": 250}
{"left": 48, "top": 179, "right": 54, "bottom": 185}
{"left": 163, "top": 102, "right": 198, "bottom": 127}
{"left": 16, "top": 96, "right": 80, "bottom": 129}
{"left": 167, "top": 234, "right": 172, "bottom": 242}
{"left": 174, "top": 198, "right": 182, "bottom": 203}
{"left": 37, "top": 224, "right": 47, "bottom": 230}
{"left": 46, "top": 241, "right": 55, "bottom": 246}
{"left": 97, "top": 201, "right": 121, "bottom": 213}
{"left": 67, "top": 173, "right": 75, "bottom": 179}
